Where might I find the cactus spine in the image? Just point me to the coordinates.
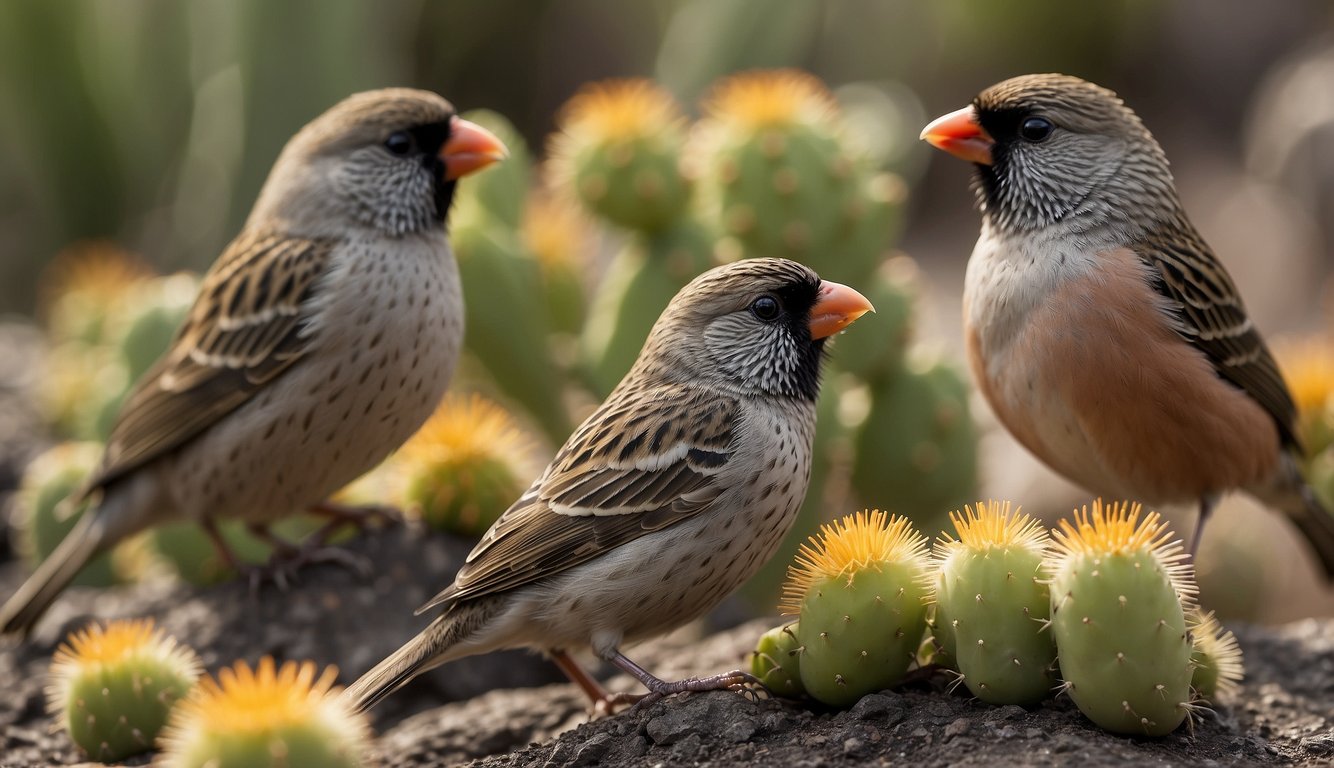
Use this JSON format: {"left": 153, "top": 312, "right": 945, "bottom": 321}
{"left": 47, "top": 619, "right": 201, "bottom": 761}
{"left": 931, "top": 501, "right": 1055, "bottom": 705}
{"left": 1187, "top": 608, "right": 1244, "bottom": 702}
{"left": 1047, "top": 500, "right": 1199, "bottom": 736}
{"left": 781, "top": 510, "right": 930, "bottom": 707}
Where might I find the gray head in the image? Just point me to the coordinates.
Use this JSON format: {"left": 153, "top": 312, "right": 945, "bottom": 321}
{"left": 634, "top": 258, "right": 873, "bottom": 401}
{"left": 248, "top": 88, "right": 507, "bottom": 237}
{"left": 922, "top": 74, "right": 1178, "bottom": 236}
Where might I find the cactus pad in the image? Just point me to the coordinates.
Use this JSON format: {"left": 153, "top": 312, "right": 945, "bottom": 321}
{"left": 1048, "top": 500, "right": 1199, "bottom": 736}
{"left": 1187, "top": 608, "right": 1244, "bottom": 702}
{"left": 158, "top": 657, "right": 369, "bottom": 768}
{"left": 47, "top": 618, "right": 201, "bottom": 761}
{"left": 750, "top": 623, "right": 805, "bottom": 698}
{"left": 781, "top": 510, "right": 930, "bottom": 707}
{"left": 931, "top": 500, "right": 1055, "bottom": 705}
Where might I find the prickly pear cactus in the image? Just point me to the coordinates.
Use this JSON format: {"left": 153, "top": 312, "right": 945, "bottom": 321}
{"left": 692, "top": 70, "right": 858, "bottom": 265}
{"left": 1187, "top": 608, "right": 1244, "bottom": 702}
{"left": 158, "top": 657, "right": 369, "bottom": 768}
{"left": 931, "top": 501, "right": 1055, "bottom": 705}
{"left": 750, "top": 623, "right": 805, "bottom": 699}
{"left": 549, "top": 79, "right": 692, "bottom": 233}
{"left": 114, "top": 272, "right": 199, "bottom": 383}
{"left": 522, "top": 195, "right": 593, "bottom": 337}
{"left": 781, "top": 510, "right": 930, "bottom": 707}
{"left": 398, "top": 393, "right": 530, "bottom": 537}
{"left": 16, "top": 442, "right": 119, "bottom": 587}
{"left": 580, "top": 218, "right": 717, "bottom": 395}
{"left": 827, "top": 255, "right": 918, "bottom": 384}
{"left": 47, "top": 619, "right": 201, "bottom": 762}
{"left": 851, "top": 352, "right": 976, "bottom": 535}
{"left": 1047, "top": 500, "right": 1199, "bottom": 736}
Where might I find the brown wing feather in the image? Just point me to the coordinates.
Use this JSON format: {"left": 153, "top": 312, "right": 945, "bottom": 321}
{"left": 1135, "top": 215, "right": 1298, "bottom": 447}
{"left": 417, "top": 385, "right": 738, "bottom": 614}
{"left": 86, "top": 232, "right": 338, "bottom": 491}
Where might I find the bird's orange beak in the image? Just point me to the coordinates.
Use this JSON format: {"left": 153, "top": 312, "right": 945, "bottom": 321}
{"left": 809, "top": 280, "right": 874, "bottom": 340}
{"left": 441, "top": 117, "right": 509, "bottom": 180}
{"left": 920, "top": 106, "right": 994, "bottom": 166}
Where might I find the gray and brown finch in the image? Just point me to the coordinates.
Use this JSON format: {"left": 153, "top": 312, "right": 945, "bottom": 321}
{"left": 1, "top": 88, "right": 508, "bottom": 635}
{"left": 342, "top": 258, "right": 873, "bottom": 713}
{"left": 921, "top": 73, "right": 1334, "bottom": 578}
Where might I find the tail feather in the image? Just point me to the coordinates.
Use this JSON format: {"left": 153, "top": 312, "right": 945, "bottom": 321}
{"left": 1, "top": 502, "right": 112, "bottom": 636}
{"left": 341, "top": 600, "right": 499, "bottom": 714}
{"left": 1291, "top": 485, "right": 1334, "bottom": 582}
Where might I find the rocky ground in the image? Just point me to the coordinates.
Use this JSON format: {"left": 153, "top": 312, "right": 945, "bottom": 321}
{"left": 0, "top": 524, "right": 1331, "bottom": 767}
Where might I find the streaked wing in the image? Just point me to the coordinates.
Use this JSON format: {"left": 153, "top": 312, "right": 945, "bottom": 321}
{"left": 88, "top": 232, "right": 339, "bottom": 490}
{"left": 417, "top": 385, "right": 739, "bottom": 613}
{"left": 1134, "top": 215, "right": 1298, "bottom": 446}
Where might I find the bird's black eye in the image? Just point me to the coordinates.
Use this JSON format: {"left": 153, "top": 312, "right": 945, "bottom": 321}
{"left": 1019, "top": 116, "right": 1054, "bottom": 142}
{"left": 750, "top": 295, "right": 780, "bottom": 322}
{"left": 385, "top": 131, "right": 413, "bottom": 156}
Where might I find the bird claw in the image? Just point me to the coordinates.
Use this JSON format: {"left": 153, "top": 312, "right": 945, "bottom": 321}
{"left": 243, "top": 541, "right": 373, "bottom": 596}
{"left": 309, "top": 501, "right": 403, "bottom": 538}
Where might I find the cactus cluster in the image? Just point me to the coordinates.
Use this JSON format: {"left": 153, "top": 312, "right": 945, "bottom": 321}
{"left": 778, "top": 510, "right": 930, "bottom": 707}
{"left": 758, "top": 498, "right": 1243, "bottom": 738}
{"left": 47, "top": 619, "right": 202, "bottom": 762}
{"left": 158, "top": 657, "right": 370, "bottom": 768}
{"left": 15, "top": 442, "right": 124, "bottom": 588}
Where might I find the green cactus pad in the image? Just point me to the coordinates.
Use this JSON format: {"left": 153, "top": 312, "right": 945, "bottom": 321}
{"left": 158, "top": 658, "right": 369, "bottom": 768}
{"left": 398, "top": 393, "right": 529, "bottom": 537}
{"left": 1048, "top": 501, "right": 1199, "bottom": 736}
{"left": 751, "top": 623, "right": 805, "bottom": 698}
{"left": 850, "top": 352, "right": 976, "bottom": 535}
{"left": 115, "top": 273, "right": 198, "bottom": 383}
{"left": 48, "top": 619, "right": 201, "bottom": 762}
{"left": 579, "top": 218, "right": 717, "bottom": 396}
{"left": 932, "top": 501, "right": 1055, "bottom": 705}
{"left": 550, "top": 79, "right": 691, "bottom": 233}
{"left": 694, "top": 70, "right": 858, "bottom": 263}
{"left": 1187, "top": 608, "right": 1244, "bottom": 702}
{"left": 781, "top": 510, "right": 930, "bottom": 707}
{"left": 452, "top": 222, "right": 571, "bottom": 443}
{"left": 18, "top": 442, "right": 119, "bottom": 587}
{"left": 828, "top": 256, "right": 918, "bottom": 383}
{"left": 455, "top": 109, "right": 531, "bottom": 230}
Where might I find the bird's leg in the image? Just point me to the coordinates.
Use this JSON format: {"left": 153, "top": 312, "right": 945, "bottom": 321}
{"left": 201, "top": 517, "right": 247, "bottom": 572}
{"left": 242, "top": 521, "right": 371, "bottom": 591}
{"left": 550, "top": 650, "right": 624, "bottom": 717}
{"left": 598, "top": 649, "right": 769, "bottom": 710}
{"left": 307, "top": 500, "right": 403, "bottom": 543}
{"left": 1187, "top": 495, "right": 1218, "bottom": 559}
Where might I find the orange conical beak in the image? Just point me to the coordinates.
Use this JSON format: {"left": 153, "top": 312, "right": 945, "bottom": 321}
{"left": 920, "top": 105, "right": 994, "bottom": 166}
{"left": 440, "top": 117, "right": 509, "bottom": 180}
{"left": 809, "top": 280, "right": 874, "bottom": 340}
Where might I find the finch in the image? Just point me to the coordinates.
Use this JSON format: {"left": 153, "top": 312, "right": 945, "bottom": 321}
{"left": 1, "top": 88, "right": 508, "bottom": 635}
{"left": 920, "top": 73, "right": 1334, "bottom": 578}
{"left": 341, "top": 258, "right": 873, "bottom": 713}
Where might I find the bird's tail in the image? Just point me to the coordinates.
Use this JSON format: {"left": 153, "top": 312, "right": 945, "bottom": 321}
{"left": 1, "top": 496, "right": 115, "bottom": 637}
{"left": 1261, "top": 455, "right": 1334, "bottom": 582}
{"left": 340, "top": 599, "right": 499, "bottom": 714}
{"left": 1289, "top": 485, "right": 1334, "bottom": 582}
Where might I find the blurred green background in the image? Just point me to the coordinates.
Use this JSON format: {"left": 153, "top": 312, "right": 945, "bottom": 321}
{"left": 3, "top": 0, "right": 1334, "bottom": 621}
